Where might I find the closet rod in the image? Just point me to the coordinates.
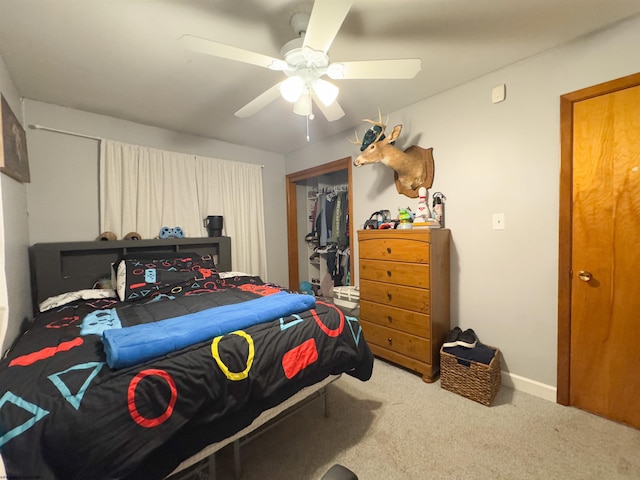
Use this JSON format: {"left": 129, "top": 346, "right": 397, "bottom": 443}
{"left": 29, "top": 124, "right": 101, "bottom": 141}
{"left": 319, "top": 184, "right": 348, "bottom": 193}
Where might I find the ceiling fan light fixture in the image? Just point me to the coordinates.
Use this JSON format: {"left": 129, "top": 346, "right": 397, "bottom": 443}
{"left": 280, "top": 75, "right": 305, "bottom": 102}
{"left": 180, "top": 0, "right": 420, "bottom": 122}
{"left": 312, "top": 78, "right": 339, "bottom": 106}
{"left": 293, "top": 93, "right": 312, "bottom": 116}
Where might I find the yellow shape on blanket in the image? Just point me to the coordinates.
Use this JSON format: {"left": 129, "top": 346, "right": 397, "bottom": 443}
{"left": 211, "top": 330, "right": 255, "bottom": 381}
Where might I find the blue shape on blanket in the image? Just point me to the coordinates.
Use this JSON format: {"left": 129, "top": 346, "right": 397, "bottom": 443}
{"left": 0, "top": 392, "right": 49, "bottom": 448}
{"left": 102, "top": 291, "right": 316, "bottom": 369}
{"left": 80, "top": 309, "right": 122, "bottom": 336}
{"left": 47, "top": 362, "right": 105, "bottom": 410}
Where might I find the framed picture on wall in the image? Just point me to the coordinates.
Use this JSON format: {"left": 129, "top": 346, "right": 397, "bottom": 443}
{"left": 0, "top": 94, "right": 30, "bottom": 183}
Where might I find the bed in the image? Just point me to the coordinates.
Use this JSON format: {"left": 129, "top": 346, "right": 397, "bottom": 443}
{"left": 0, "top": 238, "right": 373, "bottom": 480}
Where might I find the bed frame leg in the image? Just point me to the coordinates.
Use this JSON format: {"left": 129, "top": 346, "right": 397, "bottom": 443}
{"left": 233, "top": 439, "right": 242, "bottom": 479}
{"left": 207, "top": 453, "right": 216, "bottom": 480}
{"left": 323, "top": 386, "right": 330, "bottom": 418}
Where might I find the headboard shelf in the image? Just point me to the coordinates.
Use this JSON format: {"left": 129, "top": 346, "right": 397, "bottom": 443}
{"left": 29, "top": 237, "right": 231, "bottom": 312}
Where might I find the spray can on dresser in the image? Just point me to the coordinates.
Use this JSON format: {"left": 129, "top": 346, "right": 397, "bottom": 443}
{"left": 432, "top": 192, "right": 446, "bottom": 227}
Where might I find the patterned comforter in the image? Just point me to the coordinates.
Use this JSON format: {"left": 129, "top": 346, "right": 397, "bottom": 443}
{"left": 0, "top": 274, "right": 373, "bottom": 479}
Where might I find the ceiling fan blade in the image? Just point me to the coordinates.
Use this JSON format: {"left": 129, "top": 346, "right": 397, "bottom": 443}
{"left": 235, "top": 83, "right": 283, "bottom": 118}
{"left": 313, "top": 96, "right": 345, "bottom": 122}
{"left": 179, "top": 34, "right": 287, "bottom": 71}
{"left": 329, "top": 59, "right": 422, "bottom": 79}
{"left": 303, "top": 0, "right": 353, "bottom": 53}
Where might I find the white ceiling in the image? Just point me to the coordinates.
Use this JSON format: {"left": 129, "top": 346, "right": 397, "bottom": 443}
{"left": 1, "top": 0, "right": 639, "bottom": 155}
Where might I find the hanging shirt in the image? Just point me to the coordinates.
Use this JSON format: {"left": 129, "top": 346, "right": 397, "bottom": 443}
{"left": 319, "top": 194, "right": 329, "bottom": 246}
{"left": 332, "top": 191, "right": 348, "bottom": 246}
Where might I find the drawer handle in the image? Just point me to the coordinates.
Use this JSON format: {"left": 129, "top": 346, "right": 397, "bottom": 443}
{"left": 386, "top": 270, "right": 392, "bottom": 277}
{"left": 387, "top": 337, "right": 393, "bottom": 345}
{"left": 387, "top": 315, "right": 393, "bottom": 323}
{"left": 387, "top": 292, "right": 392, "bottom": 300}
{"left": 386, "top": 247, "right": 392, "bottom": 254}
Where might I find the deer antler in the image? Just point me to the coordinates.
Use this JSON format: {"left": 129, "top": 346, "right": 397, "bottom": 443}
{"left": 348, "top": 109, "right": 390, "bottom": 146}
{"left": 348, "top": 130, "right": 361, "bottom": 145}
{"left": 362, "top": 108, "right": 389, "bottom": 131}
{"left": 362, "top": 107, "right": 388, "bottom": 126}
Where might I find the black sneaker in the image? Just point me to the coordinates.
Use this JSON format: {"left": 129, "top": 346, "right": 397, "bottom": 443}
{"left": 442, "top": 327, "right": 462, "bottom": 348}
{"left": 457, "top": 328, "right": 478, "bottom": 348}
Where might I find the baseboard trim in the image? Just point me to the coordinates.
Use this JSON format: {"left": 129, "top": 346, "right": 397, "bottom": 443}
{"left": 501, "top": 371, "right": 557, "bottom": 402}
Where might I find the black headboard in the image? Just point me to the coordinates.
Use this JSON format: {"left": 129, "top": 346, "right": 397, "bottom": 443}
{"left": 29, "top": 237, "right": 231, "bottom": 312}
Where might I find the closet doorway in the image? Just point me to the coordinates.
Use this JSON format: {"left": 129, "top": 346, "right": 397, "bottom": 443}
{"left": 557, "top": 72, "right": 640, "bottom": 429}
{"left": 286, "top": 157, "right": 353, "bottom": 292}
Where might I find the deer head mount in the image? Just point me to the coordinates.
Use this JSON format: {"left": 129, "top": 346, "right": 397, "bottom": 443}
{"left": 352, "top": 113, "right": 434, "bottom": 198}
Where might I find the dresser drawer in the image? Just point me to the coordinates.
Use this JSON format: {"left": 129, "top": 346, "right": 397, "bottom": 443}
{"left": 360, "top": 300, "right": 430, "bottom": 338}
{"left": 359, "top": 237, "right": 430, "bottom": 263}
{"left": 359, "top": 279, "right": 430, "bottom": 313}
{"left": 361, "top": 320, "right": 431, "bottom": 364}
{"left": 360, "top": 258, "right": 430, "bottom": 288}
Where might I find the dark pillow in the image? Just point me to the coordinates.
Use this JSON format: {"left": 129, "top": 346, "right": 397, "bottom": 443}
{"left": 114, "top": 253, "right": 219, "bottom": 301}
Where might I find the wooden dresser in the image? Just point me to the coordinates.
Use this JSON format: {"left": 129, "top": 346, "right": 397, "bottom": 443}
{"left": 358, "top": 228, "right": 450, "bottom": 382}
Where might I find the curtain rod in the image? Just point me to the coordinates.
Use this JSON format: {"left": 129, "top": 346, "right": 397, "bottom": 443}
{"left": 29, "top": 123, "right": 265, "bottom": 168}
{"left": 29, "top": 124, "right": 101, "bottom": 141}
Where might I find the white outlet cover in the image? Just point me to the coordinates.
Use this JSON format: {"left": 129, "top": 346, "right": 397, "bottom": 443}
{"left": 492, "top": 84, "right": 506, "bottom": 103}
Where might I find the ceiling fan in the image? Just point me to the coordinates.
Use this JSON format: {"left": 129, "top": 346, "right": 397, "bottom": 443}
{"left": 179, "top": 0, "right": 421, "bottom": 121}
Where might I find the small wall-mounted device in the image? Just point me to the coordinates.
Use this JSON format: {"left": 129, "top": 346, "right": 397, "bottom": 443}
{"left": 491, "top": 84, "right": 506, "bottom": 104}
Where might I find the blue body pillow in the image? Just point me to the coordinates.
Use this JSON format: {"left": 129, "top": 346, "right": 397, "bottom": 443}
{"left": 103, "top": 291, "right": 315, "bottom": 369}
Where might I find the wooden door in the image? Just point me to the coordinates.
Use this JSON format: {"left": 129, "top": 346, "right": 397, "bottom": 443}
{"left": 558, "top": 73, "right": 640, "bottom": 429}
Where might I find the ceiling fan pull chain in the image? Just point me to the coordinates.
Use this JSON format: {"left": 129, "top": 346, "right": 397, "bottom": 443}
{"left": 306, "top": 115, "right": 310, "bottom": 142}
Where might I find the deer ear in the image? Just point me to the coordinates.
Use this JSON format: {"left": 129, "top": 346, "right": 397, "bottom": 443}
{"left": 389, "top": 125, "right": 403, "bottom": 142}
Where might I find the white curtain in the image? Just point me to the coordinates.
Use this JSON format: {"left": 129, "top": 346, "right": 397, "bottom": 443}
{"left": 99, "top": 140, "right": 267, "bottom": 278}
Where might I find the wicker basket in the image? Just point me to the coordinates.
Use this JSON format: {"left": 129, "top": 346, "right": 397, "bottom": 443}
{"left": 440, "top": 345, "right": 501, "bottom": 406}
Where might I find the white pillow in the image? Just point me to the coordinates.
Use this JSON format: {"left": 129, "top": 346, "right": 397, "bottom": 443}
{"left": 39, "top": 289, "right": 116, "bottom": 313}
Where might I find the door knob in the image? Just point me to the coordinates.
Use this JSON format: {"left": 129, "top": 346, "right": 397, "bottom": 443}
{"left": 578, "top": 270, "right": 592, "bottom": 282}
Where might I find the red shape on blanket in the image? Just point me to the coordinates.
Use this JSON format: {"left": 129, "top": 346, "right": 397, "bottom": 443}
{"left": 312, "top": 302, "right": 345, "bottom": 338}
{"left": 128, "top": 369, "right": 177, "bottom": 428}
{"left": 46, "top": 315, "right": 80, "bottom": 329}
{"left": 238, "top": 283, "right": 283, "bottom": 296}
{"left": 196, "top": 267, "right": 216, "bottom": 279}
{"left": 282, "top": 338, "right": 319, "bottom": 379}
{"left": 9, "top": 337, "right": 84, "bottom": 367}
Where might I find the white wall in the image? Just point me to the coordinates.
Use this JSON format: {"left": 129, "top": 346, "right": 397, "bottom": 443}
{"left": 284, "top": 15, "right": 640, "bottom": 398}
{"left": 24, "top": 100, "right": 289, "bottom": 288}
{"left": 0, "top": 54, "right": 31, "bottom": 354}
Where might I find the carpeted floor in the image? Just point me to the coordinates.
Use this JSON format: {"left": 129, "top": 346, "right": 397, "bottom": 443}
{"left": 188, "top": 358, "right": 640, "bottom": 480}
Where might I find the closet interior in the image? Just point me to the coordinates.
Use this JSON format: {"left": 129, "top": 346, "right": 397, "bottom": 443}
{"left": 285, "top": 157, "right": 353, "bottom": 297}
{"left": 299, "top": 176, "right": 349, "bottom": 296}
